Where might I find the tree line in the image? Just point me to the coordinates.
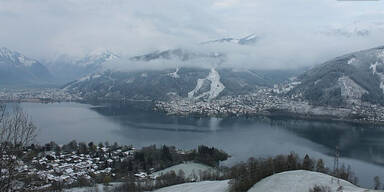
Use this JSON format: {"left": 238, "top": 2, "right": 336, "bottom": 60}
{"left": 228, "top": 153, "right": 357, "bottom": 192}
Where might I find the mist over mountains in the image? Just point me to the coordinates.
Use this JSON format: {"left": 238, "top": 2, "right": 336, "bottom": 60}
{"left": 0, "top": 47, "right": 52, "bottom": 86}
{"left": 290, "top": 46, "right": 384, "bottom": 106}
{"left": 0, "top": 34, "right": 264, "bottom": 86}
{"left": 3, "top": 33, "right": 384, "bottom": 107}
{"left": 47, "top": 50, "right": 119, "bottom": 84}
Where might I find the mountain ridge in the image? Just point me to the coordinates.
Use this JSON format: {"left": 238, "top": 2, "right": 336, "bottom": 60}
{"left": 0, "top": 47, "right": 52, "bottom": 86}
{"left": 289, "top": 45, "right": 384, "bottom": 106}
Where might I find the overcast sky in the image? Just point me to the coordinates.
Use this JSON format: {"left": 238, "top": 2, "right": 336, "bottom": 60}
{"left": 1, "top": 0, "right": 384, "bottom": 69}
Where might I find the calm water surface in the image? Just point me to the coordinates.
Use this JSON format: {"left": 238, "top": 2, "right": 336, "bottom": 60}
{"left": 20, "top": 102, "right": 384, "bottom": 188}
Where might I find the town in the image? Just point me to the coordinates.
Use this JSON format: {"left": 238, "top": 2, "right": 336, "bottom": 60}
{"left": 0, "top": 88, "right": 83, "bottom": 103}
{"left": 4, "top": 140, "right": 229, "bottom": 191}
{"left": 155, "top": 86, "right": 384, "bottom": 124}
{"left": 2, "top": 86, "right": 384, "bottom": 124}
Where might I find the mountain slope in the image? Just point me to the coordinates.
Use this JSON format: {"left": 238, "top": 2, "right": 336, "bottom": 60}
{"left": 0, "top": 47, "right": 52, "bottom": 86}
{"left": 201, "top": 33, "right": 259, "bottom": 45}
{"left": 289, "top": 46, "right": 384, "bottom": 106}
{"left": 130, "top": 48, "right": 224, "bottom": 62}
{"left": 48, "top": 50, "right": 119, "bottom": 84}
{"left": 63, "top": 67, "right": 293, "bottom": 101}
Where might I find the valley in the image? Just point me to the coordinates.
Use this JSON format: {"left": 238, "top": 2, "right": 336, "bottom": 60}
{"left": 3, "top": 1, "right": 384, "bottom": 191}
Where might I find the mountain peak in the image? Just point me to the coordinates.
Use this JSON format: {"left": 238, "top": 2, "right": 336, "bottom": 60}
{"left": 201, "top": 33, "right": 259, "bottom": 45}
{"left": 0, "top": 47, "right": 37, "bottom": 67}
{"left": 76, "top": 50, "right": 119, "bottom": 66}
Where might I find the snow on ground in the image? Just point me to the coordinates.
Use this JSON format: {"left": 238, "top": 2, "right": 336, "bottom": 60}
{"left": 248, "top": 170, "right": 378, "bottom": 192}
{"left": 347, "top": 57, "right": 357, "bottom": 65}
{"left": 151, "top": 162, "right": 214, "bottom": 180}
{"left": 370, "top": 62, "right": 378, "bottom": 74}
{"left": 64, "top": 170, "right": 380, "bottom": 192}
{"left": 64, "top": 182, "right": 122, "bottom": 192}
{"left": 338, "top": 75, "right": 367, "bottom": 99}
{"left": 168, "top": 67, "right": 180, "bottom": 78}
{"left": 206, "top": 68, "right": 225, "bottom": 100}
{"left": 17, "top": 55, "right": 35, "bottom": 66}
{"left": 188, "top": 68, "right": 225, "bottom": 100}
{"left": 370, "top": 62, "right": 384, "bottom": 93}
{"left": 153, "top": 180, "right": 230, "bottom": 192}
{"left": 188, "top": 78, "right": 206, "bottom": 98}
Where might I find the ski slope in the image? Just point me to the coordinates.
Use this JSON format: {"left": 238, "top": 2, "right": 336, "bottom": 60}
{"left": 188, "top": 68, "right": 225, "bottom": 100}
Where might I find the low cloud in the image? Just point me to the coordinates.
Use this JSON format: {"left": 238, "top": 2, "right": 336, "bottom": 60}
{"left": 1, "top": 0, "right": 384, "bottom": 70}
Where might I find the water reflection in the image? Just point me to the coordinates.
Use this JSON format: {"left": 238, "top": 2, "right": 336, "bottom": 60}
{"left": 20, "top": 102, "right": 384, "bottom": 187}
{"left": 92, "top": 103, "right": 384, "bottom": 166}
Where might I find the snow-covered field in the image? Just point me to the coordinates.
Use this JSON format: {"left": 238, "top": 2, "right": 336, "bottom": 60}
{"left": 64, "top": 182, "right": 122, "bottom": 192}
{"left": 151, "top": 162, "right": 214, "bottom": 180}
{"left": 248, "top": 170, "right": 379, "bottom": 192}
{"left": 65, "top": 170, "right": 380, "bottom": 192}
{"left": 154, "top": 170, "right": 380, "bottom": 192}
{"left": 153, "top": 180, "right": 230, "bottom": 192}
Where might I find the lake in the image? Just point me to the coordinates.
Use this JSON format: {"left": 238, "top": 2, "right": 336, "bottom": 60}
{"left": 20, "top": 102, "right": 384, "bottom": 188}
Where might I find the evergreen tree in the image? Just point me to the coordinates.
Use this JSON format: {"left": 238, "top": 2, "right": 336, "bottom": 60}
{"left": 302, "top": 154, "right": 314, "bottom": 171}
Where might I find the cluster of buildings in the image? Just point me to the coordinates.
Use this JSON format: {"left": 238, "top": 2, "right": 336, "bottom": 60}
{"left": 156, "top": 87, "right": 384, "bottom": 123}
{"left": 0, "top": 88, "right": 82, "bottom": 102}
{"left": 15, "top": 146, "right": 136, "bottom": 190}
{"left": 156, "top": 88, "right": 292, "bottom": 117}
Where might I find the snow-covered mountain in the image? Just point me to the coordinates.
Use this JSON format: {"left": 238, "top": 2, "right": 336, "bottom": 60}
{"left": 0, "top": 47, "right": 52, "bottom": 86}
{"left": 131, "top": 34, "right": 259, "bottom": 63}
{"left": 130, "top": 48, "right": 224, "bottom": 62}
{"left": 63, "top": 67, "right": 295, "bottom": 101}
{"left": 201, "top": 33, "right": 259, "bottom": 45}
{"left": 289, "top": 46, "right": 384, "bottom": 106}
{"left": 48, "top": 50, "right": 119, "bottom": 84}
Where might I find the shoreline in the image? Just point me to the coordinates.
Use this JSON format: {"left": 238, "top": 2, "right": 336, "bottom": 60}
{"left": 157, "top": 107, "right": 384, "bottom": 127}
{"left": 4, "top": 99, "right": 384, "bottom": 126}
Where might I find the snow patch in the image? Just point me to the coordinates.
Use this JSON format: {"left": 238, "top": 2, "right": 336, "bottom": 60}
{"left": 243, "top": 33, "right": 257, "bottom": 40}
{"left": 151, "top": 162, "right": 213, "bottom": 180}
{"left": 370, "top": 62, "right": 378, "bottom": 74}
{"left": 377, "top": 49, "right": 384, "bottom": 63}
{"left": 78, "top": 75, "right": 91, "bottom": 82}
{"left": 77, "top": 73, "right": 102, "bottom": 82}
{"left": 338, "top": 75, "right": 367, "bottom": 99}
{"left": 188, "top": 68, "right": 225, "bottom": 100}
{"left": 248, "top": 170, "right": 373, "bottom": 192}
{"left": 370, "top": 61, "right": 384, "bottom": 93}
{"left": 64, "top": 182, "right": 122, "bottom": 192}
{"left": 347, "top": 58, "right": 356, "bottom": 65}
{"left": 168, "top": 68, "right": 180, "bottom": 78}
{"left": 188, "top": 79, "right": 205, "bottom": 98}
{"left": 17, "top": 56, "right": 35, "bottom": 66}
{"left": 207, "top": 68, "right": 225, "bottom": 100}
{"left": 154, "top": 180, "right": 230, "bottom": 192}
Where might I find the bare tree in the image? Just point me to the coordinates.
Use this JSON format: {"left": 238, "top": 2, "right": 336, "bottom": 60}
{"left": 0, "top": 104, "right": 37, "bottom": 192}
